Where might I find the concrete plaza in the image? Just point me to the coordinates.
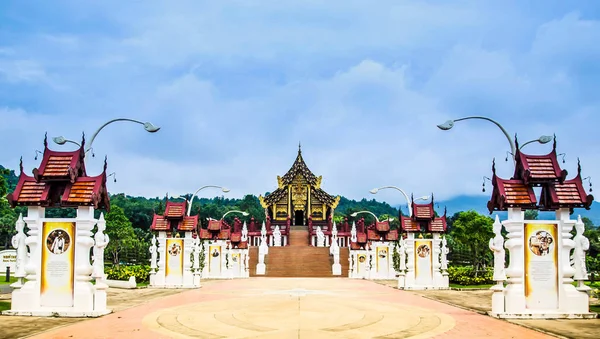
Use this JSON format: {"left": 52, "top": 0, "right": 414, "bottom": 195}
{"left": 8, "top": 278, "right": 564, "bottom": 339}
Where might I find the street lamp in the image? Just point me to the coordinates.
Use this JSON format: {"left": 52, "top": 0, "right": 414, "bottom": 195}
{"left": 53, "top": 118, "right": 160, "bottom": 158}
{"left": 436, "top": 116, "right": 552, "bottom": 161}
{"left": 369, "top": 186, "right": 429, "bottom": 217}
{"left": 187, "top": 186, "right": 230, "bottom": 216}
{"left": 350, "top": 211, "right": 380, "bottom": 223}
{"left": 221, "top": 210, "right": 249, "bottom": 220}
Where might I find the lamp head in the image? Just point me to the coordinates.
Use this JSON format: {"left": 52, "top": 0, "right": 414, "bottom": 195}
{"left": 242, "top": 211, "right": 249, "bottom": 216}
{"left": 538, "top": 135, "right": 553, "bottom": 144}
{"left": 417, "top": 195, "right": 430, "bottom": 201}
{"left": 437, "top": 120, "right": 454, "bottom": 130}
{"left": 369, "top": 188, "right": 378, "bottom": 194}
{"left": 143, "top": 122, "right": 161, "bottom": 133}
{"left": 350, "top": 212, "right": 358, "bottom": 217}
{"left": 221, "top": 187, "right": 231, "bottom": 193}
{"left": 53, "top": 136, "right": 67, "bottom": 145}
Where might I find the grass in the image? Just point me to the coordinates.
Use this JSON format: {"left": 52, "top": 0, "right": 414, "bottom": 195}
{"left": 449, "top": 283, "right": 494, "bottom": 289}
{"left": 0, "top": 301, "right": 10, "bottom": 312}
{"left": 590, "top": 305, "right": 600, "bottom": 314}
{"left": 0, "top": 277, "right": 17, "bottom": 285}
{"left": 136, "top": 281, "right": 149, "bottom": 288}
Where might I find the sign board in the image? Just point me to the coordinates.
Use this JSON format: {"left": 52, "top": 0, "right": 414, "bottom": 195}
{"left": 165, "top": 238, "right": 184, "bottom": 285}
{"left": 414, "top": 240, "right": 433, "bottom": 284}
{"left": 0, "top": 249, "right": 17, "bottom": 274}
{"left": 524, "top": 222, "right": 559, "bottom": 310}
{"left": 40, "top": 221, "right": 76, "bottom": 307}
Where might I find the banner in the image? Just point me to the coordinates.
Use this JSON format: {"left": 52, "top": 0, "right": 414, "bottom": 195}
{"left": 525, "top": 223, "right": 559, "bottom": 310}
{"left": 414, "top": 240, "right": 433, "bottom": 284}
{"left": 209, "top": 245, "right": 221, "bottom": 275}
{"left": 40, "top": 222, "right": 75, "bottom": 307}
{"left": 0, "top": 250, "right": 16, "bottom": 274}
{"left": 165, "top": 238, "right": 184, "bottom": 282}
{"left": 376, "top": 247, "right": 388, "bottom": 274}
{"left": 231, "top": 252, "right": 241, "bottom": 275}
{"left": 357, "top": 253, "right": 367, "bottom": 274}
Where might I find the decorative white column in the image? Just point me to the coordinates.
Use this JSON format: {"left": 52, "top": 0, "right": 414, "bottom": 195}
{"left": 11, "top": 213, "right": 28, "bottom": 288}
{"left": 256, "top": 222, "right": 268, "bottom": 275}
{"left": 397, "top": 238, "right": 407, "bottom": 289}
{"left": 72, "top": 206, "right": 96, "bottom": 312}
{"left": 432, "top": 233, "right": 444, "bottom": 287}
{"left": 331, "top": 223, "right": 341, "bottom": 275}
{"left": 149, "top": 235, "right": 158, "bottom": 285}
{"left": 91, "top": 213, "right": 109, "bottom": 313}
{"left": 489, "top": 215, "right": 507, "bottom": 315}
{"left": 502, "top": 208, "right": 525, "bottom": 314}
{"left": 192, "top": 238, "right": 201, "bottom": 287}
{"left": 404, "top": 233, "right": 416, "bottom": 288}
{"left": 182, "top": 231, "right": 195, "bottom": 287}
{"left": 153, "top": 231, "right": 167, "bottom": 286}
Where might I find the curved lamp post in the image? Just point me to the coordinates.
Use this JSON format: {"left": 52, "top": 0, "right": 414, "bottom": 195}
{"left": 221, "top": 210, "right": 249, "bottom": 220}
{"left": 53, "top": 118, "right": 160, "bottom": 157}
{"left": 369, "top": 186, "right": 429, "bottom": 217}
{"left": 437, "top": 116, "right": 552, "bottom": 161}
{"left": 187, "top": 185, "right": 230, "bottom": 216}
{"left": 350, "top": 211, "right": 380, "bottom": 223}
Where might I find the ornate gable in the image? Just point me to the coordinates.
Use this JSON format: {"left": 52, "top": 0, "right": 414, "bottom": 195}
{"left": 280, "top": 146, "right": 318, "bottom": 186}
{"left": 32, "top": 133, "right": 86, "bottom": 183}
{"left": 513, "top": 137, "right": 567, "bottom": 186}
{"left": 539, "top": 160, "right": 594, "bottom": 211}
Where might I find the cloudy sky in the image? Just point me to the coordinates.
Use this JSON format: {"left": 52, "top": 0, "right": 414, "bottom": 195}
{"left": 1, "top": 1, "right": 599, "bottom": 206}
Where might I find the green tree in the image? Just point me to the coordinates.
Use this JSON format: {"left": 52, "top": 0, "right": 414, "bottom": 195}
{"left": 450, "top": 210, "right": 494, "bottom": 272}
{"left": 524, "top": 210, "right": 538, "bottom": 220}
{"left": 104, "top": 205, "right": 137, "bottom": 266}
{"left": 0, "top": 168, "right": 18, "bottom": 249}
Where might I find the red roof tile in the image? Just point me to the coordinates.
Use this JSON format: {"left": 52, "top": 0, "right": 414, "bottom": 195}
{"left": 487, "top": 175, "right": 537, "bottom": 213}
{"left": 412, "top": 202, "right": 434, "bottom": 220}
{"left": 429, "top": 216, "right": 447, "bottom": 232}
{"left": 61, "top": 173, "right": 110, "bottom": 211}
{"left": 33, "top": 146, "right": 86, "bottom": 183}
{"left": 164, "top": 201, "right": 186, "bottom": 219}
{"left": 179, "top": 215, "right": 198, "bottom": 231}
{"left": 7, "top": 172, "right": 50, "bottom": 207}
{"left": 514, "top": 148, "right": 567, "bottom": 185}
{"left": 401, "top": 215, "right": 420, "bottom": 232}
{"left": 150, "top": 214, "right": 170, "bottom": 231}
{"left": 540, "top": 174, "right": 594, "bottom": 210}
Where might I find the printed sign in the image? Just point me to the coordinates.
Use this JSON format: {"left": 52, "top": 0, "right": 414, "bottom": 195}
{"left": 209, "top": 245, "right": 221, "bottom": 275}
{"left": 165, "top": 238, "right": 184, "bottom": 284}
{"left": 0, "top": 250, "right": 17, "bottom": 274}
{"left": 376, "top": 247, "right": 388, "bottom": 274}
{"left": 40, "top": 222, "right": 75, "bottom": 307}
{"left": 525, "top": 223, "right": 559, "bottom": 310}
{"left": 231, "top": 252, "right": 241, "bottom": 275}
{"left": 414, "top": 240, "right": 433, "bottom": 284}
{"left": 357, "top": 253, "right": 367, "bottom": 274}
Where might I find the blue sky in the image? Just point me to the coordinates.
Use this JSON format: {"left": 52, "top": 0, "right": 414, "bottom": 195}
{"left": 1, "top": 1, "right": 599, "bottom": 206}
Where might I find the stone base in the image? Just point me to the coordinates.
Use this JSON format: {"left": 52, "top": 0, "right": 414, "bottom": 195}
{"left": 2, "top": 309, "right": 112, "bottom": 318}
{"left": 332, "top": 264, "right": 342, "bottom": 276}
{"left": 488, "top": 312, "right": 597, "bottom": 319}
{"left": 256, "top": 263, "right": 266, "bottom": 275}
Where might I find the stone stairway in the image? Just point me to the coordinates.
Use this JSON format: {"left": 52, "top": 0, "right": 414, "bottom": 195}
{"left": 258, "top": 228, "right": 349, "bottom": 278}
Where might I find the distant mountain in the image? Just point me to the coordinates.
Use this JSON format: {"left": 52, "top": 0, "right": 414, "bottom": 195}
{"left": 431, "top": 194, "right": 600, "bottom": 226}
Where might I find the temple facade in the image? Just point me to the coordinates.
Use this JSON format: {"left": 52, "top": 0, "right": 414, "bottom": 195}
{"left": 259, "top": 146, "right": 340, "bottom": 229}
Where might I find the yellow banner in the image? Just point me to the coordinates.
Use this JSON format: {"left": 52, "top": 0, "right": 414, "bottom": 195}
{"left": 357, "top": 254, "right": 366, "bottom": 273}
{"left": 376, "top": 247, "right": 388, "bottom": 272}
{"left": 209, "top": 245, "right": 221, "bottom": 274}
{"left": 414, "top": 240, "right": 433, "bottom": 281}
{"left": 41, "top": 221, "right": 75, "bottom": 307}
{"left": 525, "top": 223, "right": 559, "bottom": 309}
{"left": 165, "top": 238, "right": 184, "bottom": 278}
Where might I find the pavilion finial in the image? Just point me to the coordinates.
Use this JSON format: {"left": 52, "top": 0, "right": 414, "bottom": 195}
{"left": 514, "top": 133, "right": 520, "bottom": 151}
{"left": 492, "top": 158, "right": 497, "bottom": 175}
{"left": 298, "top": 141, "right": 302, "bottom": 153}
{"left": 577, "top": 157, "right": 582, "bottom": 175}
{"left": 103, "top": 155, "right": 108, "bottom": 173}
{"left": 81, "top": 132, "right": 86, "bottom": 151}
{"left": 43, "top": 132, "right": 48, "bottom": 148}
{"left": 553, "top": 133, "right": 557, "bottom": 151}
{"left": 19, "top": 156, "right": 23, "bottom": 174}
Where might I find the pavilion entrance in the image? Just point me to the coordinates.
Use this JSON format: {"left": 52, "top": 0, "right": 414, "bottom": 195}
{"left": 294, "top": 210, "right": 304, "bottom": 226}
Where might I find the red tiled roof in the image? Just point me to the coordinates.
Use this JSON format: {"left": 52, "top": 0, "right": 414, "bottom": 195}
{"left": 429, "top": 216, "right": 447, "bottom": 232}
{"left": 199, "top": 228, "right": 212, "bottom": 239}
{"left": 385, "top": 229, "right": 399, "bottom": 241}
{"left": 179, "top": 215, "right": 198, "bottom": 231}
{"left": 208, "top": 220, "right": 222, "bottom": 231}
{"left": 487, "top": 176, "right": 537, "bottom": 213}
{"left": 7, "top": 172, "right": 50, "bottom": 207}
{"left": 514, "top": 148, "right": 567, "bottom": 185}
{"left": 540, "top": 174, "right": 594, "bottom": 210}
{"left": 367, "top": 228, "right": 380, "bottom": 241}
{"left": 412, "top": 202, "right": 434, "bottom": 220}
{"left": 150, "top": 214, "right": 169, "bottom": 231}
{"left": 401, "top": 215, "right": 420, "bottom": 232}
{"left": 61, "top": 173, "right": 110, "bottom": 211}
{"left": 33, "top": 146, "right": 86, "bottom": 183}
{"left": 164, "top": 201, "right": 186, "bottom": 219}
{"left": 218, "top": 228, "right": 231, "bottom": 240}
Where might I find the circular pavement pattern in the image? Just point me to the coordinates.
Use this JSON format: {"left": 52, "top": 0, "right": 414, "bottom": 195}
{"left": 142, "top": 279, "right": 455, "bottom": 338}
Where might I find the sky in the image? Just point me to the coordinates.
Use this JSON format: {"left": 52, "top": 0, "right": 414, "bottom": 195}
{"left": 1, "top": 1, "right": 599, "bottom": 206}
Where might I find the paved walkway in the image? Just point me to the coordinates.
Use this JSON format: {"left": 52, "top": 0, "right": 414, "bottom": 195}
{"left": 32, "top": 278, "right": 550, "bottom": 339}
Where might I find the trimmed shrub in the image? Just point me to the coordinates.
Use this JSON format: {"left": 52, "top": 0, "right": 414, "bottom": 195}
{"left": 447, "top": 266, "right": 494, "bottom": 285}
{"left": 105, "top": 265, "right": 151, "bottom": 283}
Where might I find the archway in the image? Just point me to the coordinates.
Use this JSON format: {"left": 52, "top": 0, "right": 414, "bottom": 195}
{"left": 295, "top": 210, "right": 304, "bottom": 226}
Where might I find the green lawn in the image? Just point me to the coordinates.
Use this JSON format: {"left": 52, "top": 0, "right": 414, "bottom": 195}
{"left": 590, "top": 305, "right": 600, "bottom": 314}
{"left": 0, "top": 301, "right": 10, "bottom": 312}
{"left": 136, "top": 281, "right": 149, "bottom": 288}
{"left": 449, "top": 283, "right": 494, "bottom": 289}
{"left": 0, "top": 277, "right": 17, "bottom": 285}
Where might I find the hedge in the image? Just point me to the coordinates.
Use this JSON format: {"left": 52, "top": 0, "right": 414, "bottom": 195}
{"left": 105, "top": 265, "right": 151, "bottom": 283}
{"left": 447, "top": 266, "right": 494, "bottom": 285}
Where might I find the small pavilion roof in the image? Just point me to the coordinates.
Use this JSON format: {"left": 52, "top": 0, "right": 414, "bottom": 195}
{"left": 513, "top": 137, "right": 567, "bottom": 186}
{"left": 280, "top": 146, "right": 319, "bottom": 186}
{"left": 539, "top": 161, "right": 594, "bottom": 210}
{"left": 150, "top": 214, "right": 170, "bottom": 231}
{"left": 32, "top": 133, "right": 86, "bottom": 183}
{"left": 178, "top": 215, "right": 199, "bottom": 231}
{"left": 164, "top": 201, "right": 187, "bottom": 219}
{"left": 487, "top": 160, "right": 537, "bottom": 213}
{"left": 400, "top": 215, "right": 421, "bottom": 232}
